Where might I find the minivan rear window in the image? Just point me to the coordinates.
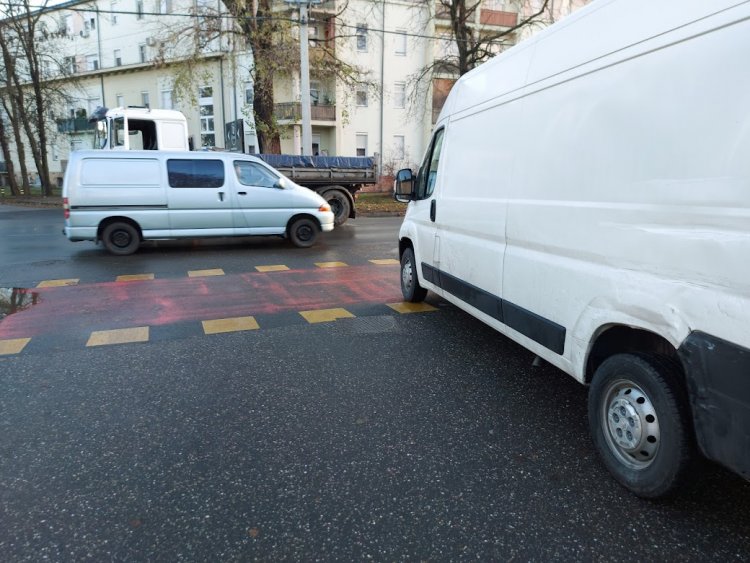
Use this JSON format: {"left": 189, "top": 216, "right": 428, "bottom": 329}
{"left": 167, "top": 159, "right": 224, "bottom": 188}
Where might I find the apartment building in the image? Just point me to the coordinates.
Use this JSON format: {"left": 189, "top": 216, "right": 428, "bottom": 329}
{"left": 2, "top": 0, "right": 587, "bottom": 186}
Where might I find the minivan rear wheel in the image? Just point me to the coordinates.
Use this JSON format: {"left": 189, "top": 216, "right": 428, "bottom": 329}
{"left": 289, "top": 217, "right": 318, "bottom": 248}
{"left": 102, "top": 221, "right": 140, "bottom": 256}
{"left": 400, "top": 247, "right": 427, "bottom": 302}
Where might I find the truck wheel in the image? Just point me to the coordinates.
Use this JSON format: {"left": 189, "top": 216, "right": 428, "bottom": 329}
{"left": 323, "top": 189, "right": 351, "bottom": 226}
{"left": 289, "top": 217, "right": 318, "bottom": 248}
{"left": 588, "top": 353, "right": 695, "bottom": 498}
{"left": 102, "top": 221, "right": 140, "bottom": 256}
{"left": 400, "top": 247, "right": 427, "bottom": 302}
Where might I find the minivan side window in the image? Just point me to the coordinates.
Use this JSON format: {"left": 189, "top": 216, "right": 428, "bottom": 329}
{"left": 234, "top": 161, "right": 278, "bottom": 188}
{"left": 167, "top": 159, "right": 224, "bottom": 188}
{"left": 415, "top": 128, "right": 445, "bottom": 200}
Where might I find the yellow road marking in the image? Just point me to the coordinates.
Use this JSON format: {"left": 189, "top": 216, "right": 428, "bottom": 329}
{"left": 86, "top": 327, "right": 149, "bottom": 347}
{"left": 315, "top": 261, "right": 348, "bottom": 269}
{"left": 116, "top": 274, "right": 155, "bottom": 282}
{"left": 37, "top": 279, "right": 79, "bottom": 288}
{"left": 299, "top": 308, "right": 355, "bottom": 324}
{"left": 369, "top": 259, "right": 399, "bottom": 265}
{"left": 202, "top": 316, "right": 260, "bottom": 335}
{"left": 387, "top": 302, "right": 438, "bottom": 314}
{"left": 188, "top": 269, "right": 225, "bottom": 278}
{"left": 255, "top": 265, "right": 290, "bottom": 272}
{"left": 0, "top": 338, "right": 31, "bottom": 355}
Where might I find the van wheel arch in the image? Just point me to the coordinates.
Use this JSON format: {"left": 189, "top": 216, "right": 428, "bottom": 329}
{"left": 585, "top": 326, "right": 682, "bottom": 384}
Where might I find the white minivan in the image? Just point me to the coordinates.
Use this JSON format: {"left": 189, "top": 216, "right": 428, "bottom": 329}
{"left": 395, "top": 0, "right": 750, "bottom": 497}
{"left": 63, "top": 150, "right": 334, "bottom": 254}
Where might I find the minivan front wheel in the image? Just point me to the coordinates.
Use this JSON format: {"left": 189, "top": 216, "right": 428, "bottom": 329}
{"left": 400, "top": 247, "right": 427, "bottom": 302}
{"left": 588, "top": 353, "right": 694, "bottom": 498}
{"left": 102, "top": 221, "right": 140, "bottom": 256}
{"left": 289, "top": 217, "right": 318, "bottom": 248}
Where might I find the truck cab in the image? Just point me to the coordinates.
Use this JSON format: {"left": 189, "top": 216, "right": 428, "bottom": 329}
{"left": 90, "top": 106, "right": 190, "bottom": 151}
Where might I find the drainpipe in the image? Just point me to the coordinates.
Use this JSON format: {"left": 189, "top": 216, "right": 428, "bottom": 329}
{"left": 96, "top": 7, "right": 104, "bottom": 105}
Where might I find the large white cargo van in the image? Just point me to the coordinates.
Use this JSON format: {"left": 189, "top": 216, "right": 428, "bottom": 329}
{"left": 395, "top": 0, "right": 750, "bottom": 497}
{"left": 63, "top": 151, "right": 334, "bottom": 254}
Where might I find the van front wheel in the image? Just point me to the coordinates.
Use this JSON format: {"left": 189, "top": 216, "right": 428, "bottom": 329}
{"left": 400, "top": 247, "right": 427, "bottom": 302}
{"left": 102, "top": 222, "right": 140, "bottom": 256}
{"left": 289, "top": 217, "right": 318, "bottom": 248}
{"left": 588, "top": 353, "right": 694, "bottom": 498}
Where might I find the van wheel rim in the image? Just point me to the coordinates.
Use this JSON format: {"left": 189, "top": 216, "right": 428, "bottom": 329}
{"left": 297, "top": 225, "right": 313, "bottom": 242}
{"left": 402, "top": 259, "right": 414, "bottom": 290}
{"left": 112, "top": 230, "right": 132, "bottom": 248}
{"left": 601, "top": 379, "right": 660, "bottom": 469}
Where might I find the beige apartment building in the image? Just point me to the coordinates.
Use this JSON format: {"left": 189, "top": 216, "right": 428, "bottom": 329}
{"left": 2, "top": 0, "right": 587, "bottom": 187}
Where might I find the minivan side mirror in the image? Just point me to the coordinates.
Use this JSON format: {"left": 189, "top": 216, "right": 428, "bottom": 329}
{"left": 394, "top": 168, "right": 415, "bottom": 202}
{"left": 274, "top": 176, "right": 290, "bottom": 190}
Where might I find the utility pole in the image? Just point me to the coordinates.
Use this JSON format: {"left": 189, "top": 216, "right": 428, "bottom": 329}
{"left": 287, "top": 0, "right": 318, "bottom": 155}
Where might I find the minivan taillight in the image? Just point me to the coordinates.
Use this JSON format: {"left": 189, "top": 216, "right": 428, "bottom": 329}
{"left": 63, "top": 197, "right": 69, "bottom": 219}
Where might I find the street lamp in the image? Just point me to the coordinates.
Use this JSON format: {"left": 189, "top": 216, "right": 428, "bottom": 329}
{"left": 285, "top": 0, "right": 321, "bottom": 156}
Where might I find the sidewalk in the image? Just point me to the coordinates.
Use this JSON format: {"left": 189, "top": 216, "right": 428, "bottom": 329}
{"left": 0, "top": 196, "right": 63, "bottom": 208}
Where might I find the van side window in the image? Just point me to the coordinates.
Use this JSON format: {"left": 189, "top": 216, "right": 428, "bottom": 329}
{"left": 167, "top": 159, "right": 224, "bottom": 188}
{"left": 416, "top": 128, "right": 445, "bottom": 199}
{"left": 234, "top": 161, "right": 278, "bottom": 188}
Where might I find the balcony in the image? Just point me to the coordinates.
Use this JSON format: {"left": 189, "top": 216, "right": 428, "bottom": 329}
{"left": 274, "top": 102, "right": 336, "bottom": 122}
{"left": 56, "top": 117, "right": 96, "bottom": 133}
{"left": 479, "top": 9, "right": 518, "bottom": 27}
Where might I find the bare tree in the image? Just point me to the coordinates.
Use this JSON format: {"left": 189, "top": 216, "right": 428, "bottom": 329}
{"left": 0, "top": 0, "right": 79, "bottom": 196}
{"left": 156, "top": 0, "right": 370, "bottom": 154}
{"left": 407, "top": 0, "right": 552, "bottom": 119}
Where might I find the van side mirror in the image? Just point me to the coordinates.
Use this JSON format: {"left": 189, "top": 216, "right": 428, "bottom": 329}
{"left": 274, "top": 177, "right": 290, "bottom": 190}
{"left": 394, "top": 168, "right": 415, "bottom": 202}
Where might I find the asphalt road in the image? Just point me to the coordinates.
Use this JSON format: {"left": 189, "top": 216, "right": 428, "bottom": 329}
{"left": 1, "top": 206, "right": 749, "bottom": 561}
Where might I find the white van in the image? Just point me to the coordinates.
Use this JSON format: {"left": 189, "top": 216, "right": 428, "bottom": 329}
{"left": 395, "top": 0, "right": 750, "bottom": 498}
{"left": 63, "top": 151, "right": 334, "bottom": 254}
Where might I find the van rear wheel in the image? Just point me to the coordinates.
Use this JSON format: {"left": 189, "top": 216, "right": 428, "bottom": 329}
{"left": 102, "top": 221, "right": 140, "bottom": 256}
{"left": 588, "top": 353, "right": 695, "bottom": 498}
{"left": 289, "top": 217, "right": 318, "bottom": 248}
{"left": 400, "top": 247, "right": 427, "bottom": 302}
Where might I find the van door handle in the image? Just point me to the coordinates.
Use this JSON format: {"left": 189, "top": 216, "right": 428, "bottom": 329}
{"left": 430, "top": 199, "right": 436, "bottom": 222}
{"left": 218, "top": 191, "right": 225, "bottom": 201}
{"left": 238, "top": 191, "right": 247, "bottom": 196}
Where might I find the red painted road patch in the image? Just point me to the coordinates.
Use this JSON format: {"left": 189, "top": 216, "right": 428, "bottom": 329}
{"left": 0, "top": 265, "right": 402, "bottom": 339}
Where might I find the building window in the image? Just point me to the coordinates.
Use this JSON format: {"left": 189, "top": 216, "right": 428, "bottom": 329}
{"left": 394, "top": 82, "right": 406, "bottom": 109}
{"left": 139, "top": 44, "right": 146, "bottom": 63}
{"left": 393, "top": 135, "right": 405, "bottom": 160}
{"left": 356, "top": 133, "right": 367, "bottom": 157}
{"left": 356, "top": 87, "right": 367, "bottom": 107}
{"left": 141, "top": 92, "right": 150, "bottom": 108}
{"left": 114, "top": 49, "right": 122, "bottom": 66}
{"left": 86, "top": 54, "right": 99, "bottom": 71}
{"left": 395, "top": 30, "right": 407, "bottom": 55}
{"left": 161, "top": 89, "right": 173, "bottom": 109}
{"left": 310, "top": 80, "right": 320, "bottom": 105}
{"left": 116, "top": 94, "right": 124, "bottom": 107}
{"left": 160, "top": 0, "right": 172, "bottom": 14}
{"left": 199, "top": 86, "right": 215, "bottom": 148}
{"left": 245, "top": 82, "right": 253, "bottom": 105}
{"left": 136, "top": 0, "right": 144, "bottom": 20}
{"left": 356, "top": 24, "right": 367, "bottom": 52}
{"left": 64, "top": 56, "right": 77, "bottom": 74}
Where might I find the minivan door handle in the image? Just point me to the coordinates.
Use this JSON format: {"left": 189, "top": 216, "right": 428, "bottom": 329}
{"left": 218, "top": 191, "right": 225, "bottom": 202}
{"left": 430, "top": 199, "right": 436, "bottom": 222}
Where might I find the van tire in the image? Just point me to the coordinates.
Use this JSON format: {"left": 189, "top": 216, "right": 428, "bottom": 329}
{"left": 322, "top": 189, "right": 351, "bottom": 226}
{"left": 400, "top": 247, "right": 427, "bottom": 302}
{"left": 102, "top": 222, "right": 140, "bottom": 256}
{"left": 588, "top": 353, "right": 695, "bottom": 499}
{"left": 289, "top": 217, "right": 318, "bottom": 248}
